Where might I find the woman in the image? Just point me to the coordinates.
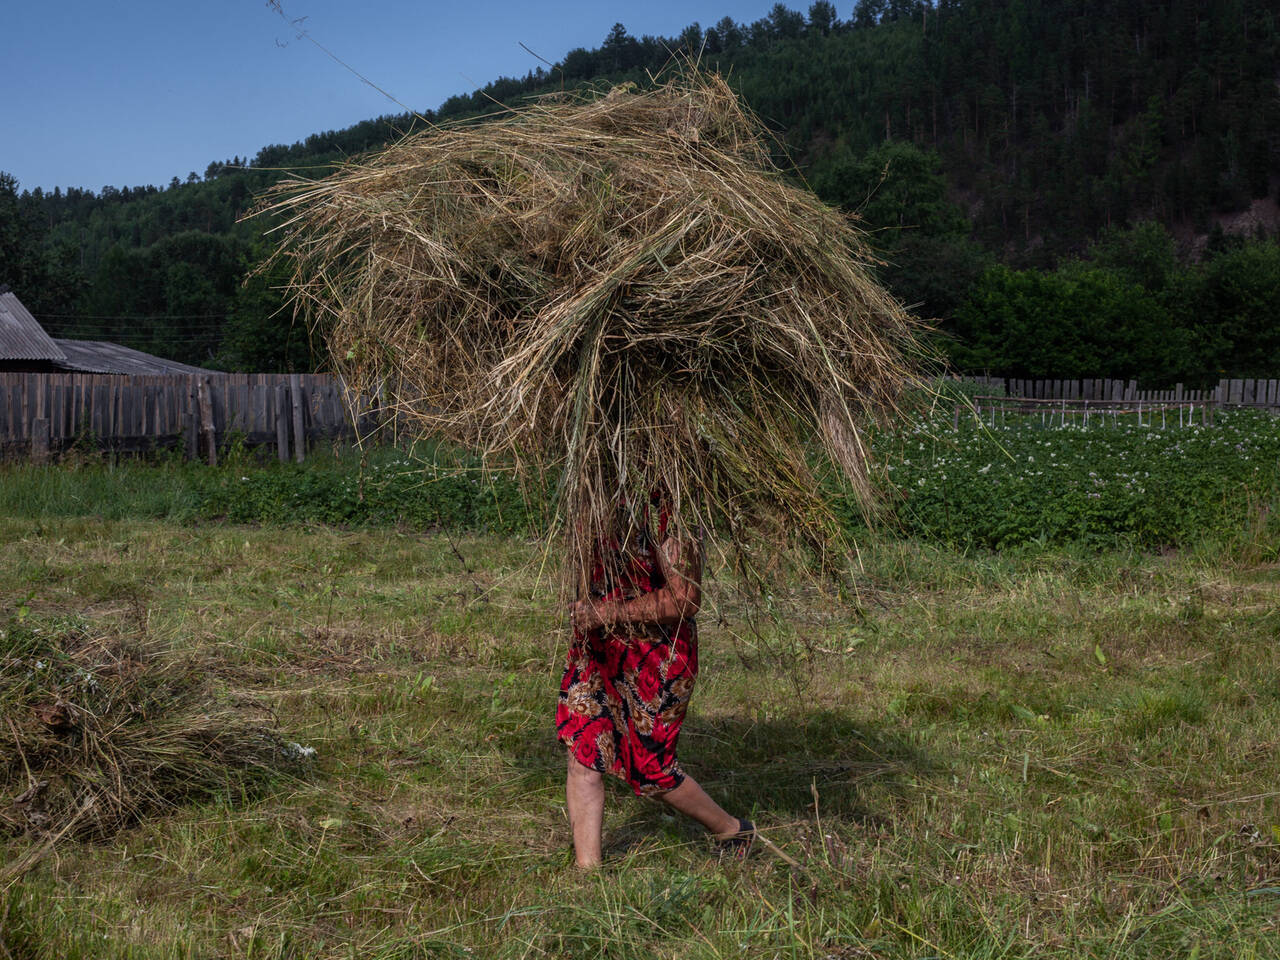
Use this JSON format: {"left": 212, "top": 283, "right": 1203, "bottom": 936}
{"left": 555, "top": 499, "right": 754, "bottom": 868}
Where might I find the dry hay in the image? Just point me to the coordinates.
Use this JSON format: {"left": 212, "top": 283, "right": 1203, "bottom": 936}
{"left": 262, "top": 69, "right": 932, "bottom": 595}
{"left": 0, "top": 618, "right": 307, "bottom": 851}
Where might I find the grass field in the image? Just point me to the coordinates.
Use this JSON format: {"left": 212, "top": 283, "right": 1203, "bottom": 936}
{"left": 2, "top": 506, "right": 1278, "bottom": 958}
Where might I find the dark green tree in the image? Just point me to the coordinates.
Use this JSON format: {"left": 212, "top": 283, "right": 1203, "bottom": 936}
{"left": 951, "top": 263, "right": 1194, "bottom": 379}
{"left": 807, "top": 1, "right": 839, "bottom": 34}
{"left": 711, "top": 16, "right": 743, "bottom": 50}
{"left": 601, "top": 23, "right": 642, "bottom": 72}
{"left": 852, "top": 0, "right": 886, "bottom": 29}
{"left": 217, "top": 242, "right": 317, "bottom": 372}
{"left": 0, "top": 172, "right": 84, "bottom": 317}
{"left": 1087, "top": 222, "right": 1179, "bottom": 292}
{"left": 1192, "top": 240, "right": 1280, "bottom": 377}
{"left": 678, "top": 23, "right": 703, "bottom": 54}
{"left": 811, "top": 140, "right": 979, "bottom": 318}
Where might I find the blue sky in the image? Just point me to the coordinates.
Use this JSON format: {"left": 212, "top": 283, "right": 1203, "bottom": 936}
{"left": 7, "top": 0, "right": 786, "bottom": 194}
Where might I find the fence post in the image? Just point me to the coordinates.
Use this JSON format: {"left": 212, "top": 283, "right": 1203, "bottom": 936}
{"left": 30, "top": 377, "right": 49, "bottom": 463}
{"left": 182, "top": 376, "right": 196, "bottom": 460}
{"left": 290, "top": 374, "right": 306, "bottom": 464}
{"left": 275, "top": 382, "right": 290, "bottom": 462}
{"left": 197, "top": 376, "right": 217, "bottom": 467}
{"left": 31, "top": 417, "right": 49, "bottom": 464}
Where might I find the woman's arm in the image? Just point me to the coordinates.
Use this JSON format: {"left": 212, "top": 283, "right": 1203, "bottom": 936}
{"left": 570, "top": 535, "right": 703, "bottom": 631}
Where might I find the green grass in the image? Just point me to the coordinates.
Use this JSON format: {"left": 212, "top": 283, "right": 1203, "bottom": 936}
{"left": 0, "top": 442, "right": 538, "bottom": 534}
{"left": 8, "top": 410, "right": 1279, "bottom": 554}
{"left": 1, "top": 513, "right": 1278, "bottom": 959}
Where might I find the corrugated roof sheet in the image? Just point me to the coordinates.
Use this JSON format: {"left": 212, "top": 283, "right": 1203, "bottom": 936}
{"left": 0, "top": 292, "right": 66, "bottom": 361}
{"left": 52, "top": 339, "right": 219, "bottom": 376}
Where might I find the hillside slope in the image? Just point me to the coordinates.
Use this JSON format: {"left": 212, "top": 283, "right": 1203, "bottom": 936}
{"left": 2, "top": 0, "right": 1276, "bottom": 376}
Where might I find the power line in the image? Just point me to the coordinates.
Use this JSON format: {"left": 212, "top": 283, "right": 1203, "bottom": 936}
{"left": 46, "top": 337, "right": 227, "bottom": 346}
{"left": 42, "top": 327, "right": 229, "bottom": 337}
{"left": 34, "top": 316, "right": 230, "bottom": 323}
{"left": 65, "top": 342, "right": 223, "bottom": 348}
{"left": 45, "top": 331, "right": 227, "bottom": 342}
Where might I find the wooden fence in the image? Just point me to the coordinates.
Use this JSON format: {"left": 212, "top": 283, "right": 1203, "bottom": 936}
{"left": 0, "top": 372, "right": 370, "bottom": 465}
{"left": 5, "top": 370, "right": 1276, "bottom": 464}
{"left": 968, "top": 395, "right": 1215, "bottom": 429}
{"left": 966, "top": 375, "right": 1280, "bottom": 407}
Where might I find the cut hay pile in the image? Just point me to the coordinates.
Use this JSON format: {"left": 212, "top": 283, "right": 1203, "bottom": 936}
{"left": 1, "top": 618, "right": 307, "bottom": 855}
{"left": 264, "top": 71, "right": 931, "bottom": 593}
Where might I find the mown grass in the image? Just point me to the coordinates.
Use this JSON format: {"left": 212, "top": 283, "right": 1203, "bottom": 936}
{"left": 1, "top": 510, "right": 1277, "bottom": 959}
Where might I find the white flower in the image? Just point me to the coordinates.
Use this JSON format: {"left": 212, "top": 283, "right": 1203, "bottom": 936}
{"left": 283, "top": 742, "right": 317, "bottom": 761}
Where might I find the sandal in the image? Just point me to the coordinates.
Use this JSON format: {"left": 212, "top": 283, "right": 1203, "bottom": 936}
{"left": 714, "top": 818, "right": 756, "bottom": 860}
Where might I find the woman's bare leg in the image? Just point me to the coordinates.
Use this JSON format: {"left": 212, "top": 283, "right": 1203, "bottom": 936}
{"left": 565, "top": 753, "right": 605, "bottom": 868}
{"left": 657, "top": 774, "right": 743, "bottom": 838}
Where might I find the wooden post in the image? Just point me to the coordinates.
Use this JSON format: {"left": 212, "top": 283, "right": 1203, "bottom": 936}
{"left": 31, "top": 418, "right": 49, "bottom": 464}
{"left": 197, "top": 377, "right": 217, "bottom": 467}
{"left": 290, "top": 374, "right": 306, "bottom": 463}
{"left": 51, "top": 377, "right": 63, "bottom": 449}
{"left": 152, "top": 384, "right": 163, "bottom": 451}
{"left": 108, "top": 380, "right": 119, "bottom": 459}
{"left": 183, "top": 377, "right": 195, "bottom": 460}
{"left": 30, "top": 378, "right": 49, "bottom": 463}
{"left": 275, "top": 382, "right": 290, "bottom": 462}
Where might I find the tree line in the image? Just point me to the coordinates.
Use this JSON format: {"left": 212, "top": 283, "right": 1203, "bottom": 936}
{"left": 1, "top": 0, "right": 1277, "bottom": 379}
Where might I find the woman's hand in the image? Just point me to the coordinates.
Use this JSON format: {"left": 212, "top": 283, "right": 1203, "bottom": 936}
{"left": 568, "top": 534, "right": 704, "bottom": 634}
{"left": 569, "top": 598, "right": 609, "bottom": 632}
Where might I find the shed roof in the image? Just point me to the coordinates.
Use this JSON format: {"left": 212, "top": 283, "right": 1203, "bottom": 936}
{"left": 52, "top": 339, "right": 218, "bottom": 376}
{"left": 0, "top": 291, "right": 66, "bottom": 361}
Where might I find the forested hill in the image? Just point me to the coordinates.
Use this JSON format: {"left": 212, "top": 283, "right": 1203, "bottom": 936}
{"left": 3, "top": 0, "right": 1278, "bottom": 380}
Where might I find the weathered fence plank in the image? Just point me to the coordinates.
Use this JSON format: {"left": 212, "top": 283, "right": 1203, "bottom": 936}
{"left": 289, "top": 374, "right": 306, "bottom": 464}
{"left": 275, "top": 383, "right": 290, "bottom": 462}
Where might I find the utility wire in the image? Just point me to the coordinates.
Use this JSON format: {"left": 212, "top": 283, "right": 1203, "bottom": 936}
{"left": 36, "top": 313, "right": 231, "bottom": 320}
{"left": 266, "top": 1, "right": 432, "bottom": 127}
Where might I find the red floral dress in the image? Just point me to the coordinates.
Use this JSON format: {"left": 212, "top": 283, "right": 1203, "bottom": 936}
{"left": 555, "top": 508, "right": 698, "bottom": 797}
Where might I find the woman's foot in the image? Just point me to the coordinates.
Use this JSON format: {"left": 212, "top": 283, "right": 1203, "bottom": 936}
{"left": 713, "top": 818, "right": 756, "bottom": 860}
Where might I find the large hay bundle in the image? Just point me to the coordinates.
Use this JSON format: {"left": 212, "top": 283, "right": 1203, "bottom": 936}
{"left": 265, "top": 71, "right": 930, "bottom": 593}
